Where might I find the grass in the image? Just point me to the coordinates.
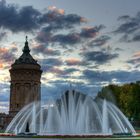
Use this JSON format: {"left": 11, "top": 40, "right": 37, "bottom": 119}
{"left": 62, "top": 138, "right": 140, "bottom": 140}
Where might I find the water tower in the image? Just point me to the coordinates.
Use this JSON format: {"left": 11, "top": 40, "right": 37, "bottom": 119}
{"left": 9, "top": 37, "right": 42, "bottom": 117}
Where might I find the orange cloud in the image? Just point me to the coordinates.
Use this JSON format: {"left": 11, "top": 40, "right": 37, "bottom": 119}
{"left": 0, "top": 48, "right": 8, "bottom": 53}
{"left": 65, "top": 58, "right": 82, "bottom": 65}
{"left": 0, "top": 63, "right": 3, "bottom": 68}
{"left": 51, "top": 67, "right": 64, "bottom": 74}
{"left": 81, "top": 26, "right": 100, "bottom": 38}
{"left": 82, "top": 26, "right": 93, "bottom": 30}
{"left": 43, "top": 66, "right": 64, "bottom": 75}
{"left": 48, "top": 6, "right": 65, "bottom": 15}
{"left": 0, "top": 47, "right": 15, "bottom": 65}
{"left": 133, "top": 51, "right": 140, "bottom": 58}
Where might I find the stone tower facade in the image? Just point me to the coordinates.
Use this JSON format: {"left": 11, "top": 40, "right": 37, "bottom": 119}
{"left": 9, "top": 37, "right": 42, "bottom": 117}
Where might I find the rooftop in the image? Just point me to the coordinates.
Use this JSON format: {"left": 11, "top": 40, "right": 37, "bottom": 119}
{"left": 13, "top": 36, "right": 39, "bottom": 66}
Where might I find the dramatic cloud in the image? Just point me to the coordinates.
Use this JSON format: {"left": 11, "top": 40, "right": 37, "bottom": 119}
{"left": 0, "top": 0, "right": 41, "bottom": 32}
{"left": 33, "top": 44, "right": 60, "bottom": 56}
{"left": 0, "top": 32, "right": 7, "bottom": 41}
{"left": 132, "top": 34, "right": 140, "bottom": 41}
{"left": 40, "top": 58, "right": 63, "bottom": 67}
{"left": 0, "top": 47, "right": 16, "bottom": 68}
{"left": 127, "top": 58, "right": 140, "bottom": 65}
{"left": 42, "top": 66, "right": 79, "bottom": 77}
{"left": 0, "top": 0, "right": 102, "bottom": 47}
{"left": 52, "top": 33, "right": 81, "bottom": 45}
{"left": 83, "top": 69, "right": 140, "bottom": 84}
{"left": 126, "top": 51, "right": 140, "bottom": 67}
{"left": 39, "top": 58, "right": 63, "bottom": 74}
{"left": 36, "top": 8, "right": 87, "bottom": 46}
{"left": 41, "top": 81, "right": 100, "bottom": 102}
{"left": 0, "top": 1, "right": 86, "bottom": 33}
{"left": 36, "top": 25, "right": 105, "bottom": 46}
{"left": 88, "top": 35, "right": 110, "bottom": 47}
{"left": 82, "top": 51, "right": 118, "bottom": 64}
{"left": 63, "top": 68, "right": 79, "bottom": 74}
{"left": 39, "top": 6, "right": 86, "bottom": 31}
{"left": 42, "top": 70, "right": 140, "bottom": 98}
{"left": 42, "top": 66, "right": 64, "bottom": 75}
{"left": 132, "top": 51, "right": 140, "bottom": 58}
{"left": 114, "top": 11, "right": 140, "bottom": 42}
{"left": 65, "top": 58, "right": 87, "bottom": 66}
{"left": 80, "top": 25, "right": 105, "bottom": 38}
{"left": 2, "top": 0, "right": 140, "bottom": 113}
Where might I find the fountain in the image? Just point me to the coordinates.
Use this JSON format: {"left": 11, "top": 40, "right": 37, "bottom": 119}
{"left": 5, "top": 89, "right": 136, "bottom": 135}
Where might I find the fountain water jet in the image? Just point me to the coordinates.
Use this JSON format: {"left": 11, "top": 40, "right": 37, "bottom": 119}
{"left": 102, "top": 99, "right": 109, "bottom": 134}
{"left": 6, "top": 90, "right": 136, "bottom": 135}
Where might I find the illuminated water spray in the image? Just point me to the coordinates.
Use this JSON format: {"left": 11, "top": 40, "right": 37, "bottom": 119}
{"left": 6, "top": 90, "right": 136, "bottom": 135}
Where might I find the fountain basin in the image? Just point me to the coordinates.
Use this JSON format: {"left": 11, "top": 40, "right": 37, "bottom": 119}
{"left": 6, "top": 90, "right": 136, "bottom": 135}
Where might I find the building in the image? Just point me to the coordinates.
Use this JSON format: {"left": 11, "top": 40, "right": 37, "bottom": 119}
{"left": 0, "top": 37, "right": 42, "bottom": 130}
{"left": 0, "top": 113, "right": 10, "bottom": 130}
{"left": 9, "top": 36, "right": 42, "bottom": 117}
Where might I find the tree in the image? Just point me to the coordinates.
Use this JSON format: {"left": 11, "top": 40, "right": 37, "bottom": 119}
{"left": 97, "top": 82, "right": 140, "bottom": 121}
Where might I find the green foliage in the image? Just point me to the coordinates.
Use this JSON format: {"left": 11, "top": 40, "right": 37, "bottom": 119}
{"left": 97, "top": 82, "right": 140, "bottom": 121}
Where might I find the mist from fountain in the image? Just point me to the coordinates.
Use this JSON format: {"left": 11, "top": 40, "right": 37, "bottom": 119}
{"left": 6, "top": 89, "right": 136, "bottom": 135}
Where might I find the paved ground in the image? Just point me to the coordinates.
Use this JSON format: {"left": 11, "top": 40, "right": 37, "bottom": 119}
{"left": 0, "top": 137, "right": 140, "bottom": 140}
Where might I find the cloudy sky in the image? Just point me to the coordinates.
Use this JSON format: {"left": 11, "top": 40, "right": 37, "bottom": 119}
{"left": 1, "top": 0, "right": 140, "bottom": 113}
